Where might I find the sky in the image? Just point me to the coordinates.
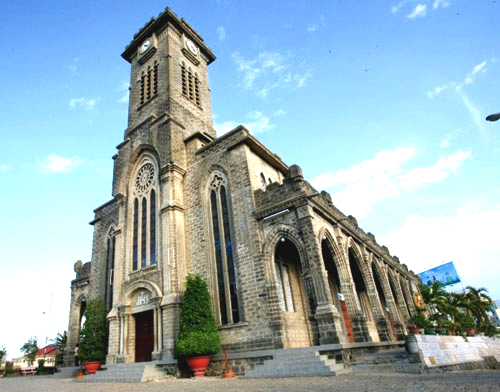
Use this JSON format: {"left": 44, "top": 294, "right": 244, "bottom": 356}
{"left": 0, "top": 0, "right": 499, "bottom": 360}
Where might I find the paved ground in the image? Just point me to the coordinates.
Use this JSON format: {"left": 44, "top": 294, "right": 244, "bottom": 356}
{"left": 1, "top": 370, "right": 500, "bottom": 392}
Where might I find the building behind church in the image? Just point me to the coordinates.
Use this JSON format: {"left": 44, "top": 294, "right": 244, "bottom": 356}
{"left": 65, "top": 8, "right": 422, "bottom": 369}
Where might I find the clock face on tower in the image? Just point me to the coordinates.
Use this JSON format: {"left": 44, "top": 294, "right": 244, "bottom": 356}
{"left": 140, "top": 39, "right": 151, "bottom": 54}
{"left": 186, "top": 39, "right": 198, "bottom": 55}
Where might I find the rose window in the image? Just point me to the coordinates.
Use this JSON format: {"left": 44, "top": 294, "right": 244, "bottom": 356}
{"left": 135, "top": 163, "right": 155, "bottom": 193}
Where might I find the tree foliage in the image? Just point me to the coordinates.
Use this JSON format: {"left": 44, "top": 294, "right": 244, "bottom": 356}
{"left": 78, "top": 299, "right": 108, "bottom": 362}
{"left": 174, "top": 274, "right": 221, "bottom": 358}
{"left": 20, "top": 337, "right": 38, "bottom": 365}
{"left": 0, "top": 346, "right": 6, "bottom": 362}
{"left": 417, "top": 283, "right": 497, "bottom": 336}
{"left": 52, "top": 331, "right": 67, "bottom": 365}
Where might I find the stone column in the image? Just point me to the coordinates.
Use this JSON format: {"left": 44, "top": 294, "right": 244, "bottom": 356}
{"left": 400, "top": 278, "right": 416, "bottom": 315}
{"left": 106, "top": 308, "right": 119, "bottom": 364}
{"left": 152, "top": 304, "right": 163, "bottom": 360}
{"left": 296, "top": 204, "right": 345, "bottom": 345}
{"left": 159, "top": 162, "right": 186, "bottom": 294}
{"left": 338, "top": 240, "right": 370, "bottom": 342}
{"left": 379, "top": 267, "right": 407, "bottom": 338}
{"left": 392, "top": 272, "right": 411, "bottom": 322}
{"left": 363, "top": 260, "right": 392, "bottom": 342}
{"left": 161, "top": 293, "right": 181, "bottom": 360}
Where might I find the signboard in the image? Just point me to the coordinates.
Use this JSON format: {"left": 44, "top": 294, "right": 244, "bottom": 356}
{"left": 418, "top": 262, "right": 460, "bottom": 287}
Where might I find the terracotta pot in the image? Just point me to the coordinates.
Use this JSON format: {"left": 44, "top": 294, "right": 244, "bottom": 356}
{"left": 186, "top": 356, "right": 210, "bottom": 378}
{"left": 222, "top": 369, "right": 235, "bottom": 378}
{"left": 409, "top": 326, "right": 420, "bottom": 334}
{"left": 83, "top": 361, "right": 101, "bottom": 375}
{"left": 466, "top": 329, "right": 476, "bottom": 336}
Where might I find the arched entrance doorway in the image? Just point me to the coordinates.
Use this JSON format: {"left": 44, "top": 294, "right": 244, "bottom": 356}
{"left": 349, "top": 248, "right": 379, "bottom": 342}
{"left": 274, "top": 238, "right": 312, "bottom": 348}
{"left": 120, "top": 281, "right": 163, "bottom": 363}
{"left": 134, "top": 310, "right": 154, "bottom": 362}
{"left": 321, "top": 239, "right": 354, "bottom": 343}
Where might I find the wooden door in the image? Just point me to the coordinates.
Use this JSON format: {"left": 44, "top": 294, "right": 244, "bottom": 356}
{"left": 135, "top": 310, "right": 154, "bottom": 362}
{"left": 340, "top": 300, "right": 355, "bottom": 343}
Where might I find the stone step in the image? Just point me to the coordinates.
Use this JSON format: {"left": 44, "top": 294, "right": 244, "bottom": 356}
{"left": 243, "top": 348, "right": 350, "bottom": 378}
{"left": 351, "top": 363, "right": 423, "bottom": 374}
{"left": 350, "top": 348, "right": 423, "bottom": 374}
{"left": 74, "top": 362, "right": 169, "bottom": 383}
{"left": 53, "top": 366, "right": 80, "bottom": 378}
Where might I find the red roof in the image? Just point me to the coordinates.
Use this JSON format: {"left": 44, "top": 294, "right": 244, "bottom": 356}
{"left": 35, "top": 345, "right": 57, "bottom": 357}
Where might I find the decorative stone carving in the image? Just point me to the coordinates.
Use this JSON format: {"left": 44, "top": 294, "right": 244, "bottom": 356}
{"left": 135, "top": 163, "right": 155, "bottom": 194}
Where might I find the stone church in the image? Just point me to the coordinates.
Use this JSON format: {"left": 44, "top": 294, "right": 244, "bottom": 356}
{"left": 65, "top": 8, "right": 422, "bottom": 368}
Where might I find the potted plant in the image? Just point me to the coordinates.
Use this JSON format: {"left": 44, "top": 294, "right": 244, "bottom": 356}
{"left": 78, "top": 299, "right": 108, "bottom": 375}
{"left": 174, "top": 275, "right": 221, "bottom": 377}
{"left": 409, "top": 312, "right": 429, "bottom": 334}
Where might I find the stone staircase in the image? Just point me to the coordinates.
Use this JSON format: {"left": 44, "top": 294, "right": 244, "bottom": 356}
{"left": 74, "top": 362, "right": 169, "bottom": 383}
{"left": 350, "top": 348, "right": 423, "bottom": 374}
{"left": 243, "top": 347, "right": 351, "bottom": 378}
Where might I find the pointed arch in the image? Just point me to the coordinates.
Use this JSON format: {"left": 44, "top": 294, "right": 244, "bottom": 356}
{"left": 262, "top": 224, "right": 310, "bottom": 284}
{"left": 205, "top": 169, "right": 241, "bottom": 325}
{"left": 105, "top": 224, "right": 117, "bottom": 311}
{"left": 128, "top": 151, "right": 160, "bottom": 272}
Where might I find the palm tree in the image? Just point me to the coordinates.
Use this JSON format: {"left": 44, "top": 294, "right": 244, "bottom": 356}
{"left": 419, "top": 281, "right": 451, "bottom": 314}
{"left": 462, "top": 286, "right": 492, "bottom": 327}
{"left": 51, "top": 331, "right": 67, "bottom": 366}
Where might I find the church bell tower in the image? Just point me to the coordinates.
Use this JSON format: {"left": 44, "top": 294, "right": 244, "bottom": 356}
{"left": 121, "top": 8, "right": 216, "bottom": 145}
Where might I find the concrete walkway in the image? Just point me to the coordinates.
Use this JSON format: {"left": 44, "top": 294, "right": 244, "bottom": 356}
{"left": 1, "top": 370, "right": 500, "bottom": 392}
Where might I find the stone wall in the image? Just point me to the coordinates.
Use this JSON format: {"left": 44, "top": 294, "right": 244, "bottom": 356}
{"left": 408, "top": 335, "right": 500, "bottom": 369}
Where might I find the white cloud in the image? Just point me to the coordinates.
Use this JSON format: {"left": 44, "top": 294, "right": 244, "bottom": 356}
{"left": 433, "top": 0, "right": 450, "bottom": 9}
{"left": 391, "top": 0, "right": 408, "bottom": 14}
{"left": 471, "top": 60, "right": 487, "bottom": 75}
{"left": 439, "top": 139, "right": 450, "bottom": 148}
{"left": 67, "top": 57, "right": 79, "bottom": 73}
{"left": 232, "top": 50, "right": 311, "bottom": 98}
{"left": 311, "top": 148, "right": 470, "bottom": 218}
{"left": 393, "top": 0, "right": 451, "bottom": 16}
{"left": 379, "top": 204, "right": 500, "bottom": 299}
{"left": 118, "top": 82, "right": 130, "bottom": 104}
{"left": 69, "top": 97, "right": 99, "bottom": 110}
{"left": 427, "top": 60, "right": 488, "bottom": 98}
{"left": 214, "top": 119, "right": 239, "bottom": 137}
{"left": 407, "top": 4, "right": 427, "bottom": 18}
{"left": 244, "top": 110, "right": 275, "bottom": 134}
{"left": 41, "top": 154, "right": 83, "bottom": 174}
{"left": 0, "top": 164, "right": 11, "bottom": 172}
{"left": 307, "top": 24, "right": 318, "bottom": 32}
{"left": 274, "top": 109, "right": 287, "bottom": 116}
{"left": 456, "top": 90, "right": 487, "bottom": 142}
{"left": 216, "top": 26, "right": 226, "bottom": 41}
{"left": 214, "top": 111, "right": 275, "bottom": 137}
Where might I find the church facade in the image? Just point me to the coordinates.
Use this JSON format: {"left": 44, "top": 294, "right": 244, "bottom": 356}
{"left": 65, "top": 8, "right": 422, "bottom": 366}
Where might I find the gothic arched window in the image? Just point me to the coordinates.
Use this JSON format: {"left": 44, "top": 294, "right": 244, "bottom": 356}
{"left": 181, "top": 61, "right": 202, "bottom": 108}
{"left": 105, "top": 227, "right": 116, "bottom": 311}
{"left": 140, "top": 61, "right": 159, "bottom": 105}
{"left": 208, "top": 173, "right": 241, "bottom": 325}
{"left": 132, "top": 160, "right": 158, "bottom": 271}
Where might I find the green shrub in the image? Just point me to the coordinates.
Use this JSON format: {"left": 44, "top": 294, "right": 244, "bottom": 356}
{"left": 455, "top": 312, "right": 475, "bottom": 333}
{"left": 174, "top": 275, "right": 221, "bottom": 358}
{"left": 410, "top": 312, "right": 431, "bottom": 328}
{"left": 78, "top": 299, "right": 108, "bottom": 362}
